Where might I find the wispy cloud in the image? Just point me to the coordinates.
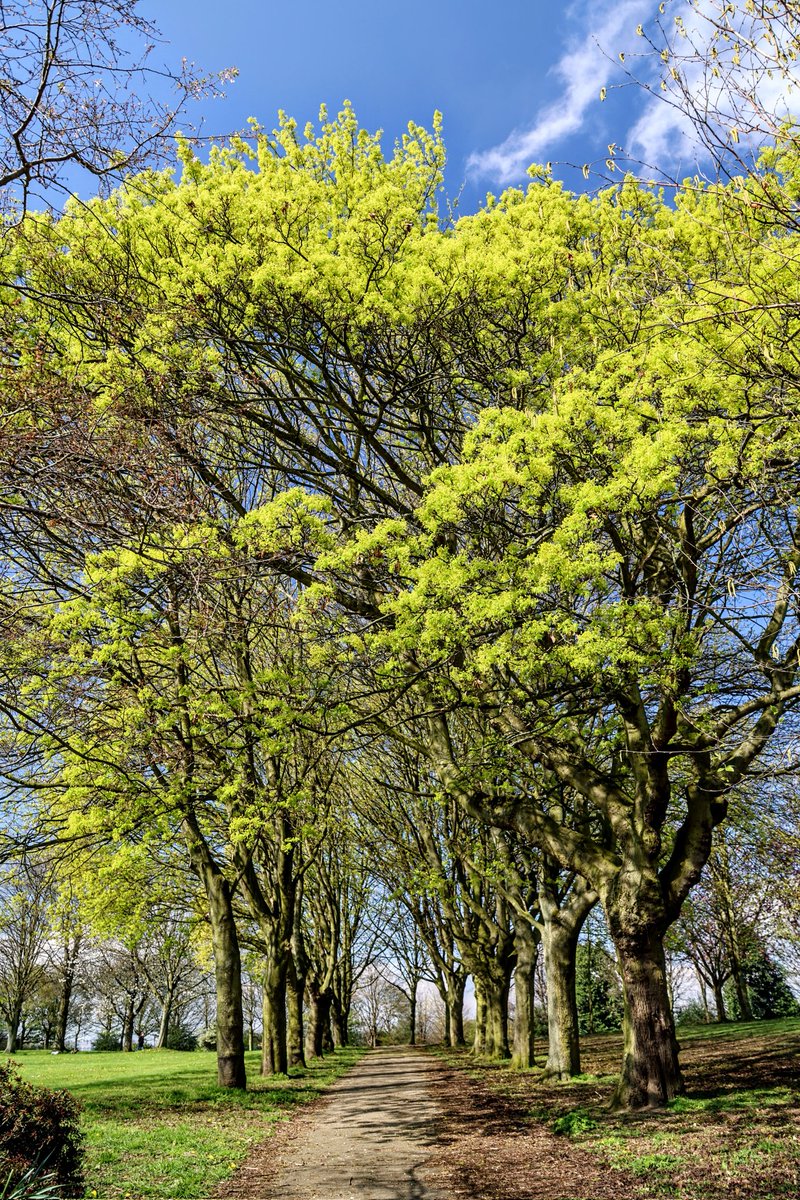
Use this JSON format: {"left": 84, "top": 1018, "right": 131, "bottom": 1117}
{"left": 468, "top": 0, "right": 651, "bottom": 183}
{"left": 628, "top": 0, "right": 799, "bottom": 173}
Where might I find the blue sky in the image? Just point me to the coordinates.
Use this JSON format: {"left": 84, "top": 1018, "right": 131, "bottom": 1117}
{"left": 150, "top": 0, "right": 711, "bottom": 210}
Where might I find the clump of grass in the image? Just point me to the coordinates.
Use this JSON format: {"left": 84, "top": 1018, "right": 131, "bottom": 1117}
{"left": 551, "top": 1107, "right": 599, "bottom": 1137}
{"left": 668, "top": 1086, "right": 794, "bottom": 1115}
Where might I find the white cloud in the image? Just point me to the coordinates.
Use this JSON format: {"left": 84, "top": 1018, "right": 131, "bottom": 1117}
{"left": 628, "top": 0, "right": 800, "bottom": 173}
{"left": 470, "top": 0, "right": 800, "bottom": 186}
{"left": 468, "top": 0, "right": 652, "bottom": 184}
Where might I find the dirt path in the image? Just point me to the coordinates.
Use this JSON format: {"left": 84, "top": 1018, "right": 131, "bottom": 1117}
{"left": 217, "top": 1046, "right": 446, "bottom": 1200}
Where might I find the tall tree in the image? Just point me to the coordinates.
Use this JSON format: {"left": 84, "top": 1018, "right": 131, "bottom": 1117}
{"left": 0, "top": 0, "right": 233, "bottom": 212}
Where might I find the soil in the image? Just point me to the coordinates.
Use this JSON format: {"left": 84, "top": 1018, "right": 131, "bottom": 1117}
{"left": 430, "top": 1023, "right": 800, "bottom": 1200}
{"left": 215, "top": 1024, "right": 800, "bottom": 1200}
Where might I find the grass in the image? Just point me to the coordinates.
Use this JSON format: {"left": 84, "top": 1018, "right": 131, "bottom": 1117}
{"left": 5, "top": 1046, "right": 365, "bottom": 1199}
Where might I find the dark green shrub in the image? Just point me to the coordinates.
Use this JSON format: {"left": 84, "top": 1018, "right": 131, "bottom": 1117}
{"left": 91, "top": 1030, "right": 120, "bottom": 1051}
{"left": 0, "top": 1062, "right": 84, "bottom": 1198}
{"left": 575, "top": 943, "right": 623, "bottom": 1034}
{"left": 726, "top": 948, "right": 799, "bottom": 1021}
{"left": 165, "top": 1024, "right": 198, "bottom": 1051}
{"left": 675, "top": 999, "right": 711, "bottom": 1026}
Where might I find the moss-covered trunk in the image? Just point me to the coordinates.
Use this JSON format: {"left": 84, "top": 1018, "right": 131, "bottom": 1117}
{"left": 511, "top": 917, "right": 539, "bottom": 1069}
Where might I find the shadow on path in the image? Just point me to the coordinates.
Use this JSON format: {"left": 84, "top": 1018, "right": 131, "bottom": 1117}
{"left": 216, "top": 1046, "right": 447, "bottom": 1200}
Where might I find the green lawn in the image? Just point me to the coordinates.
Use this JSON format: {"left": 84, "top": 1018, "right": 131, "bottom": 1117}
{"left": 5, "top": 1047, "right": 365, "bottom": 1199}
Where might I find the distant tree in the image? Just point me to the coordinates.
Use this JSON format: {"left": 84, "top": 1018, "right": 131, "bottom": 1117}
{"left": 0, "top": 0, "right": 234, "bottom": 212}
{"left": 0, "top": 863, "right": 51, "bottom": 1051}
{"left": 91, "top": 940, "right": 153, "bottom": 1052}
{"left": 376, "top": 901, "right": 429, "bottom": 1046}
{"left": 728, "top": 939, "right": 799, "bottom": 1021}
{"left": 575, "top": 943, "right": 623, "bottom": 1036}
{"left": 352, "top": 965, "right": 407, "bottom": 1047}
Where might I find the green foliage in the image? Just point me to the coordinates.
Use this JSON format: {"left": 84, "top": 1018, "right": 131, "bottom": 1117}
{"left": 551, "top": 1107, "right": 598, "bottom": 1137}
{"left": 0, "top": 1163, "right": 62, "bottom": 1200}
{"left": 575, "top": 943, "right": 623, "bottom": 1035}
{"left": 0, "top": 1061, "right": 84, "bottom": 1198}
{"left": 90, "top": 1032, "right": 120, "bottom": 1052}
{"left": 675, "top": 999, "right": 711, "bottom": 1027}
{"left": 164, "top": 1025, "right": 199, "bottom": 1052}
{"left": 727, "top": 950, "right": 799, "bottom": 1021}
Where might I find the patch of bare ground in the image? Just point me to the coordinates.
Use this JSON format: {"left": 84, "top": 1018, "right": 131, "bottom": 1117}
{"left": 214, "top": 1046, "right": 446, "bottom": 1199}
{"left": 427, "top": 1017, "right": 800, "bottom": 1200}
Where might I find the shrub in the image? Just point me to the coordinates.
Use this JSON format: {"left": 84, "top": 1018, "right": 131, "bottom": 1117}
{"left": 675, "top": 999, "right": 711, "bottom": 1026}
{"left": 165, "top": 1024, "right": 198, "bottom": 1052}
{"left": 198, "top": 1027, "right": 217, "bottom": 1051}
{"left": 0, "top": 1062, "right": 84, "bottom": 1198}
{"left": 552, "top": 1107, "right": 598, "bottom": 1137}
{"left": 91, "top": 1030, "right": 120, "bottom": 1052}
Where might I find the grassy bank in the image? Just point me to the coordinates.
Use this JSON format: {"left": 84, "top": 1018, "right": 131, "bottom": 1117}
{"left": 5, "top": 1046, "right": 364, "bottom": 1199}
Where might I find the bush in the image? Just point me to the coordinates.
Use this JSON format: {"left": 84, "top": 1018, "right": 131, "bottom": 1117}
{"left": 0, "top": 1062, "right": 84, "bottom": 1198}
{"left": 198, "top": 1027, "right": 217, "bottom": 1051}
{"left": 164, "top": 1024, "right": 198, "bottom": 1052}
{"left": 91, "top": 1030, "right": 120, "bottom": 1051}
{"left": 675, "top": 999, "right": 712, "bottom": 1027}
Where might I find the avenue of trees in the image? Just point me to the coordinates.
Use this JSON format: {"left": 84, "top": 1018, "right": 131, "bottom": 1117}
{"left": 2, "top": 0, "right": 800, "bottom": 1112}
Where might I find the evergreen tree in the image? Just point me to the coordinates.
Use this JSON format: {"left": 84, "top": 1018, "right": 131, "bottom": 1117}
{"left": 575, "top": 943, "right": 623, "bottom": 1036}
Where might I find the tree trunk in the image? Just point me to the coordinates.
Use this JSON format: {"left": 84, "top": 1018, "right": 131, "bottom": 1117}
{"left": 121, "top": 997, "right": 134, "bottom": 1052}
{"left": 330, "top": 998, "right": 348, "bottom": 1048}
{"left": 186, "top": 822, "right": 247, "bottom": 1090}
{"left": 612, "top": 928, "right": 684, "bottom": 1108}
{"left": 447, "top": 975, "right": 466, "bottom": 1046}
{"left": 409, "top": 984, "right": 417, "bottom": 1046}
{"left": 261, "top": 955, "right": 288, "bottom": 1076}
{"left": 712, "top": 980, "right": 728, "bottom": 1023}
{"left": 286, "top": 954, "right": 306, "bottom": 1068}
{"left": 512, "top": 919, "right": 538, "bottom": 1069}
{"left": 475, "top": 972, "right": 510, "bottom": 1059}
{"left": 537, "top": 873, "right": 595, "bottom": 1080}
{"left": 542, "top": 917, "right": 581, "bottom": 1079}
{"left": 472, "top": 984, "right": 487, "bottom": 1055}
{"left": 305, "top": 987, "right": 332, "bottom": 1059}
{"left": 730, "top": 944, "right": 753, "bottom": 1021}
{"left": 155, "top": 990, "right": 174, "bottom": 1050}
{"left": 322, "top": 1009, "right": 334, "bottom": 1053}
{"left": 55, "top": 946, "right": 77, "bottom": 1053}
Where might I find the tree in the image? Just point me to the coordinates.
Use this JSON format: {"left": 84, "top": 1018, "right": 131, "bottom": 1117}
{"left": 624, "top": 0, "right": 800, "bottom": 184}
{"left": 0, "top": 0, "right": 234, "bottom": 212}
{"left": 362, "top": 171, "right": 800, "bottom": 1106}
{"left": 8, "top": 101, "right": 800, "bottom": 1113}
{"left": 732, "top": 942, "right": 799, "bottom": 1020}
{"left": 373, "top": 900, "right": 429, "bottom": 1046}
{"left": 0, "top": 862, "right": 51, "bottom": 1050}
{"left": 575, "top": 914, "right": 623, "bottom": 1036}
{"left": 90, "top": 938, "right": 153, "bottom": 1051}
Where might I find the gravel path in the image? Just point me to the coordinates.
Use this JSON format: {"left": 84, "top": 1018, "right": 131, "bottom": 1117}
{"left": 219, "top": 1046, "right": 446, "bottom": 1200}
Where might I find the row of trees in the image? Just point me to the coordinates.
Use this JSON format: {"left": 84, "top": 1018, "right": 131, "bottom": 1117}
{"left": 2, "top": 0, "right": 800, "bottom": 1110}
{"left": 6, "top": 822, "right": 796, "bottom": 1057}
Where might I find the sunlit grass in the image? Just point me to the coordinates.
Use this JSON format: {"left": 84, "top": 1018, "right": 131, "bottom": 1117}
{"left": 6, "top": 1046, "right": 365, "bottom": 1198}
